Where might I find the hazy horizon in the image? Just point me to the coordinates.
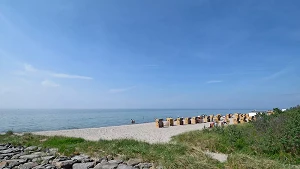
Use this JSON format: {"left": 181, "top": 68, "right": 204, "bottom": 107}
{"left": 0, "top": 107, "right": 276, "bottom": 110}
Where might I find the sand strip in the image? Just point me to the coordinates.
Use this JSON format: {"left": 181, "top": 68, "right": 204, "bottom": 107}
{"left": 34, "top": 120, "right": 233, "bottom": 144}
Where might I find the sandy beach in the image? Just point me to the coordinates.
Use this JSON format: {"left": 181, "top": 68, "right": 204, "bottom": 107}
{"left": 34, "top": 121, "right": 219, "bottom": 144}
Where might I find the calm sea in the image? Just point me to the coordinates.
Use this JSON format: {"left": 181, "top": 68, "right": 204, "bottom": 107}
{"left": 0, "top": 109, "right": 256, "bottom": 133}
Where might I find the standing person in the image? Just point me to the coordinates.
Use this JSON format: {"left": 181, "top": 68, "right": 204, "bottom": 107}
{"left": 131, "top": 119, "right": 135, "bottom": 124}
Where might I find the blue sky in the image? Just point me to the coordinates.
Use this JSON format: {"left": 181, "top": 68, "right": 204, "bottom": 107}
{"left": 0, "top": 0, "right": 300, "bottom": 109}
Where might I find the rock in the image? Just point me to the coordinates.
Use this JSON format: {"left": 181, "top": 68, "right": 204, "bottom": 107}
{"left": 31, "top": 152, "right": 46, "bottom": 157}
{"left": 0, "top": 147, "right": 7, "bottom": 151}
{"left": 94, "top": 162, "right": 118, "bottom": 169}
{"left": 0, "top": 153, "right": 15, "bottom": 159}
{"left": 126, "top": 159, "right": 142, "bottom": 166}
{"left": 41, "top": 156, "right": 55, "bottom": 164}
{"left": 72, "top": 162, "right": 94, "bottom": 169}
{"left": 116, "top": 164, "right": 134, "bottom": 169}
{"left": 42, "top": 156, "right": 55, "bottom": 161}
{"left": 25, "top": 147, "right": 38, "bottom": 152}
{"left": 6, "top": 159, "right": 27, "bottom": 168}
{"left": 32, "top": 165, "right": 46, "bottom": 169}
{"left": 11, "top": 154, "right": 21, "bottom": 159}
{"left": 0, "top": 149, "right": 14, "bottom": 154}
{"left": 32, "top": 158, "right": 42, "bottom": 163}
{"left": 52, "top": 156, "right": 70, "bottom": 162}
{"left": 20, "top": 154, "right": 41, "bottom": 160}
{"left": 71, "top": 155, "right": 90, "bottom": 163}
{"left": 52, "top": 160, "right": 75, "bottom": 169}
{"left": 137, "top": 163, "right": 152, "bottom": 169}
{"left": 0, "top": 161, "right": 7, "bottom": 169}
{"left": 19, "top": 162, "right": 39, "bottom": 169}
{"left": 47, "top": 149, "right": 58, "bottom": 156}
{"left": 44, "top": 164, "right": 56, "bottom": 169}
{"left": 107, "top": 161, "right": 119, "bottom": 165}
{"left": 36, "top": 147, "right": 42, "bottom": 152}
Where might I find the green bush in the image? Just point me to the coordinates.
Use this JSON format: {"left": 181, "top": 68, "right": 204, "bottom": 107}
{"left": 5, "top": 130, "right": 14, "bottom": 135}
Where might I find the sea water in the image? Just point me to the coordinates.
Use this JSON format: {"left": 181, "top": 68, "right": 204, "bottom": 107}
{"left": 0, "top": 109, "right": 255, "bottom": 133}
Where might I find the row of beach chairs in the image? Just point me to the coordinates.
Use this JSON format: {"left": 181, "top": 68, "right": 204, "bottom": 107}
{"left": 155, "top": 114, "right": 233, "bottom": 128}
{"left": 155, "top": 112, "right": 267, "bottom": 128}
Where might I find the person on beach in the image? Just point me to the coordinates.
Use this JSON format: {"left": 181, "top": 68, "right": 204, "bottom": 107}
{"left": 131, "top": 119, "right": 135, "bottom": 124}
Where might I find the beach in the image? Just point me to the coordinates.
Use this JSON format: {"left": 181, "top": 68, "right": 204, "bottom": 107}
{"left": 34, "top": 121, "right": 218, "bottom": 143}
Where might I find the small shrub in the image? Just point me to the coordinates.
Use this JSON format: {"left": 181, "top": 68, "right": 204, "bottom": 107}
{"left": 5, "top": 130, "right": 14, "bottom": 135}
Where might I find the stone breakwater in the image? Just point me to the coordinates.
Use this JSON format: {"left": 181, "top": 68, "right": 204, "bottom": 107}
{"left": 0, "top": 144, "right": 154, "bottom": 169}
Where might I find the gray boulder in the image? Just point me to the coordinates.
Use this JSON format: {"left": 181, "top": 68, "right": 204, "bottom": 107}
{"left": 126, "top": 159, "right": 142, "bottom": 166}
{"left": 11, "top": 154, "right": 21, "bottom": 159}
{"left": 19, "top": 162, "right": 39, "bottom": 169}
{"left": 47, "top": 149, "right": 58, "bottom": 156}
{"left": 0, "top": 146, "right": 7, "bottom": 151}
{"left": 41, "top": 156, "right": 55, "bottom": 164}
{"left": 32, "top": 165, "right": 46, "bottom": 169}
{"left": 72, "top": 162, "right": 94, "bottom": 169}
{"left": 31, "top": 152, "right": 46, "bottom": 157}
{"left": 52, "top": 160, "right": 75, "bottom": 169}
{"left": 137, "top": 163, "right": 152, "bottom": 169}
{"left": 107, "top": 161, "right": 119, "bottom": 165}
{"left": 116, "top": 164, "right": 134, "bottom": 169}
{"left": 44, "top": 164, "right": 56, "bottom": 169}
{"left": 94, "top": 162, "right": 118, "bottom": 169}
{"left": 5, "top": 159, "right": 27, "bottom": 168}
{"left": 71, "top": 155, "right": 91, "bottom": 163}
{"left": 25, "top": 147, "right": 38, "bottom": 152}
{"left": 52, "top": 156, "right": 70, "bottom": 162}
{"left": 20, "top": 154, "right": 41, "bottom": 160}
{"left": 0, "top": 149, "right": 14, "bottom": 154}
{"left": 0, "top": 153, "right": 15, "bottom": 159}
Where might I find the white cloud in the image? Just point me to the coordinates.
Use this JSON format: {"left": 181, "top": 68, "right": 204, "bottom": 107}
{"left": 264, "top": 68, "right": 289, "bottom": 80}
{"left": 109, "top": 86, "right": 136, "bottom": 93}
{"left": 24, "top": 63, "right": 37, "bottom": 72}
{"left": 41, "top": 80, "right": 60, "bottom": 87}
{"left": 50, "top": 73, "right": 93, "bottom": 80}
{"left": 206, "top": 80, "right": 222, "bottom": 84}
{"left": 18, "top": 63, "right": 93, "bottom": 80}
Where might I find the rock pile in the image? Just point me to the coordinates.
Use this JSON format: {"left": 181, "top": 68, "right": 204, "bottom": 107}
{"left": 0, "top": 144, "right": 153, "bottom": 169}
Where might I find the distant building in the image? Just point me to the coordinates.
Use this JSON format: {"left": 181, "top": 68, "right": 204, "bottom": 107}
{"left": 281, "top": 109, "right": 287, "bottom": 112}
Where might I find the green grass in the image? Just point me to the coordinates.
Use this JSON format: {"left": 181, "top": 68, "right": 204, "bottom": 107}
{"left": 172, "top": 106, "right": 300, "bottom": 166}
{"left": 0, "top": 133, "right": 222, "bottom": 169}
{"left": 1, "top": 130, "right": 297, "bottom": 169}
{"left": 226, "top": 154, "right": 299, "bottom": 169}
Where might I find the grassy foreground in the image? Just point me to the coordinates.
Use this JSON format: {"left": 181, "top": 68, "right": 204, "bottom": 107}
{"left": 0, "top": 133, "right": 223, "bottom": 169}
{"left": 1, "top": 106, "right": 300, "bottom": 169}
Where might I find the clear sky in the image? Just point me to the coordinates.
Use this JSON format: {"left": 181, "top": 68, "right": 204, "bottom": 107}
{"left": 0, "top": 0, "right": 300, "bottom": 109}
